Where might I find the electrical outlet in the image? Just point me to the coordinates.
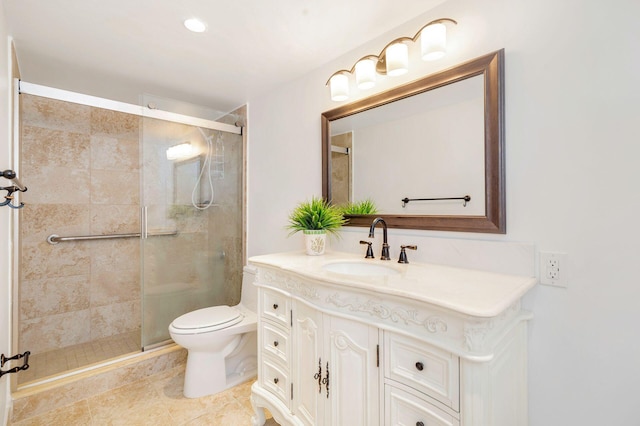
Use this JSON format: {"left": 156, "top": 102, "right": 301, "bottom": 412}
{"left": 539, "top": 251, "right": 567, "bottom": 287}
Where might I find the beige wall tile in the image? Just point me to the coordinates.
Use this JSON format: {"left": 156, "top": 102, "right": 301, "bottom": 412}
{"left": 20, "top": 240, "right": 91, "bottom": 281}
{"left": 90, "top": 108, "right": 139, "bottom": 139}
{"left": 20, "top": 309, "right": 91, "bottom": 353}
{"left": 20, "top": 204, "right": 91, "bottom": 243}
{"left": 21, "top": 126, "right": 90, "bottom": 169}
{"left": 19, "top": 166, "right": 90, "bottom": 205}
{"left": 90, "top": 204, "right": 139, "bottom": 234}
{"left": 90, "top": 239, "right": 139, "bottom": 274}
{"left": 20, "top": 275, "right": 90, "bottom": 320}
{"left": 91, "top": 268, "right": 139, "bottom": 307}
{"left": 20, "top": 95, "right": 91, "bottom": 133}
{"left": 90, "top": 135, "right": 139, "bottom": 170}
{"left": 90, "top": 301, "right": 140, "bottom": 340}
{"left": 90, "top": 169, "right": 139, "bottom": 205}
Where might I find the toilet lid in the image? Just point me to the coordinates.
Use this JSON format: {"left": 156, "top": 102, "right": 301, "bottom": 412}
{"left": 172, "top": 305, "right": 242, "bottom": 330}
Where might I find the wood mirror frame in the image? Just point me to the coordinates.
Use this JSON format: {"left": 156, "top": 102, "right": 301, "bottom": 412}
{"left": 321, "top": 49, "right": 505, "bottom": 233}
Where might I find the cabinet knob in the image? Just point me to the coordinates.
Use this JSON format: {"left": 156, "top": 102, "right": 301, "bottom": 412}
{"left": 416, "top": 422, "right": 425, "bottom": 426}
{"left": 273, "top": 377, "right": 279, "bottom": 384}
{"left": 415, "top": 362, "right": 424, "bottom": 371}
{"left": 273, "top": 303, "right": 279, "bottom": 310}
{"left": 273, "top": 340, "right": 279, "bottom": 347}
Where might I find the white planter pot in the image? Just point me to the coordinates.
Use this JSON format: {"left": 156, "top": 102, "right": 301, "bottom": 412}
{"left": 303, "top": 230, "right": 327, "bottom": 255}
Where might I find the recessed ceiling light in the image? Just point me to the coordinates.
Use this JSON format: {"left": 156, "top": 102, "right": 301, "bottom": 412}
{"left": 184, "top": 18, "right": 207, "bottom": 33}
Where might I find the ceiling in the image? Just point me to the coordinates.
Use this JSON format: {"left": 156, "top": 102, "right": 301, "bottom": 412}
{"left": 4, "top": 0, "right": 444, "bottom": 112}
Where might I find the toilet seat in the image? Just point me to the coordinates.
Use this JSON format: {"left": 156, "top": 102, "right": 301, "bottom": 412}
{"left": 171, "top": 305, "right": 243, "bottom": 333}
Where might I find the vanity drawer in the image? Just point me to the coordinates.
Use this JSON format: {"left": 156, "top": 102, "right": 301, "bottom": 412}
{"left": 385, "top": 332, "right": 459, "bottom": 411}
{"left": 385, "top": 385, "right": 459, "bottom": 426}
{"left": 260, "top": 355, "right": 290, "bottom": 408}
{"left": 260, "top": 289, "right": 291, "bottom": 329}
{"left": 261, "top": 321, "right": 290, "bottom": 364}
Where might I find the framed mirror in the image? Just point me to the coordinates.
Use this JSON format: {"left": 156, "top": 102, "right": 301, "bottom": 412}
{"left": 322, "top": 49, "right": 505, "bottom": 233}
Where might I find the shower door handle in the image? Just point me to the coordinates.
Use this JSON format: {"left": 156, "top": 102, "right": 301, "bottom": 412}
{"left": 141, "top": 206, "right": 148, "bottom": 239}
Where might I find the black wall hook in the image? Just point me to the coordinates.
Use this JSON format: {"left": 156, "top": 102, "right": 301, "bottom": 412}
{"left": 0, "top": 351, "right": 30, "bottom": 378}
{"left": 0, "top": 169, "right": 27, "bottom": 209}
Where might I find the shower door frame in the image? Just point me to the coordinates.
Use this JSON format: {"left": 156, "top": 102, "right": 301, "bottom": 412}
{"left": 12, "top": 81, "right": 245, "bottom": 389}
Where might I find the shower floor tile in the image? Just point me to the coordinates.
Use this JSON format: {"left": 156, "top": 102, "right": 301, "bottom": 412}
{"left": 18, "top": 331, "right": 140, "bottom": 385}
{"left": 10, "top": 369, "right": 280, "bottom": 426}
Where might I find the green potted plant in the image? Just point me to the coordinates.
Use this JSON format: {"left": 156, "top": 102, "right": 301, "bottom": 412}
{"left": 287, "top": 196, "right": 347, "bottom": 255}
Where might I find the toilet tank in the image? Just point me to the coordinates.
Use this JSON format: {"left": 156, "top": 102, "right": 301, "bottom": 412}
{"left": 241, "top": 265, "right": 258, "bottom": 312}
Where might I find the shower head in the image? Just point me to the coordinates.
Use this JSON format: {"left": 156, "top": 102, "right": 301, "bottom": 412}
{"left": 0, "top": 170, "right": 27, "bottom": 192}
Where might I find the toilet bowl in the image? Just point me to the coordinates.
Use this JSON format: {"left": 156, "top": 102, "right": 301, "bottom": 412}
{"left": 169, "top": 265, "right": 258, "bottom": 398}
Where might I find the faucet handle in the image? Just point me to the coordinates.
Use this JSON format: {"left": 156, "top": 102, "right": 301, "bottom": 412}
{"left": 359, "top": 241, "right": 375, "bottom": 259}
{"left": 398, "top": 245, "right": 417, "bottom": 264}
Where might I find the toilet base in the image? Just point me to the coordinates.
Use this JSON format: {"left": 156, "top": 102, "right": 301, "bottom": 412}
{"left": 182, "top": 331, "right": 257, "bottom": 398}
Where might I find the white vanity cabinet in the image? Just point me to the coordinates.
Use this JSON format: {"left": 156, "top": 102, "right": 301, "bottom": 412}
{"left": 249, "top": 252, "right": 536, "bottom": 426}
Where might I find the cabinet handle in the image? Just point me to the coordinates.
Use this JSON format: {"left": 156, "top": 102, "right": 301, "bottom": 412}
{"left": 273, "top": 377, "right": 279, "bottom": 384}
{"left": 313, "top": 358, "right": 322, "bottom": 394}
{"left": 416, "top": 422, "right": 425, "bottom": 426}
{"left": 273, "top": 303, "right": 279, "bottom": 309}
{"left": 273, "top": 340, "right": 279, "bottom": 347}
{"left": 415, "top": 362, "right": 424, "bottom": 371}
{"left": 321, "top": 361, "right": 330, "bottom": 399}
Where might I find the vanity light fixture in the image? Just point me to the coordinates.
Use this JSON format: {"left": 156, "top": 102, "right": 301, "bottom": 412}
{"left": 166, "top": 142, "right": 198, "bottom": 160}
{"left": 326, "top": 18, "right": 457, "bottom": 101}
{"left": 184, "top": 18, "right": 207, "bottom": 33}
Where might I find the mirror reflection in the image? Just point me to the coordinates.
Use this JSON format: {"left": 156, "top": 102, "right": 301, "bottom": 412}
{"left": 330, "top": 75, "right": 485, "bottom": 216}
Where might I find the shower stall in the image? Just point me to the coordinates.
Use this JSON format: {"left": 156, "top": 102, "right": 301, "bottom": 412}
{"left": 14, "top": 82, "right": 245, "bottom": 386}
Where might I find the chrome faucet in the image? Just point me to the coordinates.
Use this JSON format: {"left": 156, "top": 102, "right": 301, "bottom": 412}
{"left": 368, "top": 217, "right": 390, "bottom": 260}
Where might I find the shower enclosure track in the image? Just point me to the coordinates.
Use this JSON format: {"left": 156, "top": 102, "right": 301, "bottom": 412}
{"left": 46, "top": 230, "right": 177, "bottom": 245}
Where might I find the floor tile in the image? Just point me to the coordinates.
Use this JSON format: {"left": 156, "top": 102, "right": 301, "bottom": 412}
{"left": 11, "top": 366, "right": 279, "bottom": 426}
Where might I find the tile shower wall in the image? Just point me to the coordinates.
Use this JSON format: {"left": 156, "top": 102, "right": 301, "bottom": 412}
{"left": 19, "top": 94, "right": 141, "bottom": 354}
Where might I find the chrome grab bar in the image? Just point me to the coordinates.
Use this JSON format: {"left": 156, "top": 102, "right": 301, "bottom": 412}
{"left": 47, "top": 231, "right": 177, "bottom": 245}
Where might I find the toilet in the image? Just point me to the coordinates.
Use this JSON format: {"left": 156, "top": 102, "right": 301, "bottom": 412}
{"left": 169, "top": 265, "right": 258, "bottom": 398}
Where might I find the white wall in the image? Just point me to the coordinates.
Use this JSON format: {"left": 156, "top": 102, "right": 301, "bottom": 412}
{"left": 0, "top": 0, "right": 13, "bottom": 422}
{"left": 248, "top": 0, "right": 640, "bottom": 425}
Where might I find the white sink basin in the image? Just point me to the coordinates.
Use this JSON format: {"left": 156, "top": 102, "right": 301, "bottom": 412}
{"left": 322, "top": 261, "right": 400, "bottom": 276}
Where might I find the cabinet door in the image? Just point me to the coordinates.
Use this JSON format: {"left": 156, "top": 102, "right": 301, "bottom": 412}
{"left": 326, "top": 315, "right": 380, "bottom": 426}
{"left": 292, "top": 301, "right": 323, "bottom": 426}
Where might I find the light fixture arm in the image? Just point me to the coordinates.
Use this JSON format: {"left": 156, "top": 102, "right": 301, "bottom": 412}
{"left": 325, "top": 69, "right": 351, "bottom": 86}
{"left": 412, "top": 18, "right": 458, "bottom": 41}
{"left": 349, "top": 55, "right": 380, "bottom": 74}
{"left": 376, "top": 37, "right": 414, "bottom": 58}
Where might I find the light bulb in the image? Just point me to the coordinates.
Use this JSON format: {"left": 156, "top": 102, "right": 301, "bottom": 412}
{"left": 421, "top": 23, "right": 447, "bottom": 61}
{"left": 355, "top": 58, "right": 376, "bottom": 90}
{"left": 386, "top": 43, "right": 409, "bottom": 76}
{"left": 329, "top": 73, "right": 349, "bottom": 101}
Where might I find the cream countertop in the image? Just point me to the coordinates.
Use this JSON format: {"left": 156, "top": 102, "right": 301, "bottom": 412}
{"left": 249, "top": 250, "right": 536, "bottom": 319}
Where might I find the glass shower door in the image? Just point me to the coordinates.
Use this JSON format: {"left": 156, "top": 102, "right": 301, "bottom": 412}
{"left": 140, "top": 116, "right": 243, "bottom": 348}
